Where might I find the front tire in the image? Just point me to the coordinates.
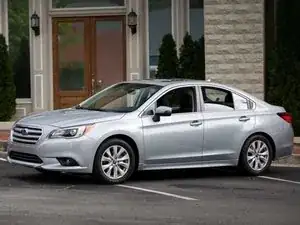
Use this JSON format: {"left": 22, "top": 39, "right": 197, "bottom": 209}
{"left": 239, "top": 135, "right": 273, "bottom": 176}
{"left": 93, "top": 138, "right": 136, "bottom": 184}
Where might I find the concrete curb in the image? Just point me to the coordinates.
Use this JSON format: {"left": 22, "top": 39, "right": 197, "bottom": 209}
{"left": 0, "top": 151, "right": 7, "bottom": 159}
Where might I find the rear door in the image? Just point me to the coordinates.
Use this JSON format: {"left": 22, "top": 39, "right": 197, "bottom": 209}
{"left": 199, "top": 85, "right": 256, "bottom": 164}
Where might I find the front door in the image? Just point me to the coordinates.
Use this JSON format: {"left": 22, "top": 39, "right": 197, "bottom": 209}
{"left": 141, "top": 86, "right": 204, "bottom": 168}
{"left": 52, "top": 16, "right": 126, "bottom": 109}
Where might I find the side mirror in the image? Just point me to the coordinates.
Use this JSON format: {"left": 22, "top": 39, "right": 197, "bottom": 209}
{"left": 152, "top": 106, "right": 172, "bottom": 122}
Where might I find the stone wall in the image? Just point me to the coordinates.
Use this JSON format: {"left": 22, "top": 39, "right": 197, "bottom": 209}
{"left": 204, "top": 0, "right": 265, "bottom": 99}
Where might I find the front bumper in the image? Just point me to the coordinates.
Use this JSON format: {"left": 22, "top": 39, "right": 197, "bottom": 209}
{"left": 6, "top": 135, "right": 98, "bottom": 174}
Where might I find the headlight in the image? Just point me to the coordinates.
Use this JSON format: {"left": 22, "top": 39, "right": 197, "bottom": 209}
{"left": 48, "top": 124, "right": 94, "bottom": 139}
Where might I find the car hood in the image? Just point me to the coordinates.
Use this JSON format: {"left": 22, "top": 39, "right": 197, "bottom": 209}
{"left": 17, "top": 108, "right": 126, "bottom": 127}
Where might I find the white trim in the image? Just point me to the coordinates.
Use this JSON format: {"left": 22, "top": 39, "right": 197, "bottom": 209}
{"left": 29, "top": 0, "right": 34, "bottom": 105}
{"left": 3, "top": 0, "right": 8, "bottom": 45}
{"left": 145, "top": 0, "right": 150, "bottom": 79}
{"left": 171, "top": 0, "right": 175, "bottom": 38}
{"left": 49, "top": 0, "right": 126, "bottom": 11}
{"left": 16, "top": 98, "right": 32, "bottom": 104}
{"left": 186, "top": 0, "right": 190, "bottom": 33}
{"left": 128, "top": 0, "right": 133, "bottom": 69}
{"left": 34, "top": 74, "right": 44, "bottom": 109}
{"left": 136, "top": 0, "right": 140, "bottom": 69}
{"left": 49, "top": 7, "right": 127, "bottom": 17}
{"left": 0, "top": 0, "right": 9, "bottom": 45}
{"left": 39, "top": 1, "right": 43, "bottom": 72}
{"left": 0, "top": 122, "right": 14, "bottom": 130}
{"left": 49, "top": 8, "right": 54, "bottom": 111}
{"left": 16, "top": 107, "right": 27, "bottom": 117}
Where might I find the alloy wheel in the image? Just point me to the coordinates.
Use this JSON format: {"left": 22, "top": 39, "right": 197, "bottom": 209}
{"left": 247, "top": 140, "right": 270, "bottom": 172}
{"left": 100, "top": 145, "right": 130, "bottom": 180}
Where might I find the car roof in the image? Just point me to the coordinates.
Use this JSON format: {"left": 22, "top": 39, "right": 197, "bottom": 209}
{"left": 123, "top": 78, "right": 212, "bottom": 87}
{"left": 122, "top": 78, "right": 267, "bottom": 105}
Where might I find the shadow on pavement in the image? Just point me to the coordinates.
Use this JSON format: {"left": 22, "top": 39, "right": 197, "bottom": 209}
{"left": 5, "top": 166, "right": 249, "bottom": 186}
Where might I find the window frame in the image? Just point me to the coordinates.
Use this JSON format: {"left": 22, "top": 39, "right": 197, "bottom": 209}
{"left": 140, "top": 84, "right": 201, "bottom": 117}
{"left": 50, "top": 0, "right": 126, "bottom": 10}
{"left": 199, "top": 85, "right": 256, "bottom": 112}
{"left": 146, "top": 0, "right": 176, "bottom": 79}
{"left": 187, "top": 0, "right": 204, "bottom": 41}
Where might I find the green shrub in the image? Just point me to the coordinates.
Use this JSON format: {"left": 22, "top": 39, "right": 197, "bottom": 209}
{"left": 192, "top": 36, "right": 205, "bottom": 80}
{"left": 266, "top": 0, "right": 300, "bottom": 136}
{"left": 156, "top": 33, "right": 178, "bottom": 79}
{"left": 178, "top": 32, "right": 195, "bottom": 79}
{"left": 0, "top": 34, "right": 16, "bottom": 121}
{"left": 178, "top": 33, "right": 205, "bottom": 80}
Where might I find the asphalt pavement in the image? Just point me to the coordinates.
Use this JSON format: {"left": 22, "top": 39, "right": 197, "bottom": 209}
{"left": 0, "top": 158, "right": 299, "bottom": 225}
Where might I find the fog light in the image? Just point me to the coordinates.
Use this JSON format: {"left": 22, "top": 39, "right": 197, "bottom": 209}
{"left": 57, "top": 157, "right": 79, "bottom": 167}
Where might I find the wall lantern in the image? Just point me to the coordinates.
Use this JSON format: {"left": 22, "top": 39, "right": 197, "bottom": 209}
{"left": 127, "top": 9, "right": 137, "bottom": 35}
{"left": 31, "top": 11, "right": 40, "bottom": 36}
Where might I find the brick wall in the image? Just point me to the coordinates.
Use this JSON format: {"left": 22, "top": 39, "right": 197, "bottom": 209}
{"left": 204, "top": 0, "right": 265, "bottom": 99}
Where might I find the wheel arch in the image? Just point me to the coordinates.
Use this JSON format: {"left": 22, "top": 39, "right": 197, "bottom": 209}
{"left": 240, "top": 132, "right": 276, "bottom": 161}
{"left": 93, "top": 134, "right": 140, "bottom": 171}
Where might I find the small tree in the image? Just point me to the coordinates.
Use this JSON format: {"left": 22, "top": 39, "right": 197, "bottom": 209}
{"left": 0, "top": 34, "right": 16, "bottom": 121}
{"left": 178, "top": 32, "right": 195, "bottom": 79}
{"left": 156, "top": 33, "right": 178, "bottom": 79}
{"left": 192, "top": 36, "right": 205, "bottom": 80}
{"left": 13, "top": 37, "right": 30, "bottom": 98}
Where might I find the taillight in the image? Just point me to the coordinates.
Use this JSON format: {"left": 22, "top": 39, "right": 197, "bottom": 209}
{"left": 277, "top": 112, "right": 293, "bottom": 124}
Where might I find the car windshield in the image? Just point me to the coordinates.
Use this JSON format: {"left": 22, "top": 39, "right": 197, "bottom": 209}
{"left": 76, "top": 83, "right": 162, "bottom": 113}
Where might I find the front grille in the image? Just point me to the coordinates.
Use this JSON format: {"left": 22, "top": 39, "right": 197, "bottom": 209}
{"left": 12, "top": 125, "right": 42, "bottom": 145}
{"left": 9, "top": 151, "right": 43, "bottom": 164}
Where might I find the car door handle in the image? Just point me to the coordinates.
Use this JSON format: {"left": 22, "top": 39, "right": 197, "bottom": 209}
{"left": 239, "top": 116, "right": 250, "bottom": 122}
{"left": 190, "top": 120, "right": 202, "bottom": 126}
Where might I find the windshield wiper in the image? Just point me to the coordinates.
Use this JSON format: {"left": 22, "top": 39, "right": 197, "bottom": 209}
{"left": 74, "top": 105, "right": 106, "bottom": 112}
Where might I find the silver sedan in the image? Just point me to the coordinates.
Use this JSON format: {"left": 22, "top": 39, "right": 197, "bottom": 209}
{"left": 6, "top": 79, "right": 294, "bottom": 184}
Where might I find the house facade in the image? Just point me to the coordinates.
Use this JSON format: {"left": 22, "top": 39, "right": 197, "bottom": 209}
{"left": 0, "top": 0, "right": 269, "bottom": 119}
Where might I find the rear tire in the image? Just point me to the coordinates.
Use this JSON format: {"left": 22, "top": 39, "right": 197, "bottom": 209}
{"left": 93, "top": 138, "right": 136, "bottom": 184}
{"left": 238, "top": 135, "right": 273, "bottom": 176}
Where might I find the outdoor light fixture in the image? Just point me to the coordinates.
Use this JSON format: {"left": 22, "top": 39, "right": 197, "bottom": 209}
{"left": 31, "top": 11, "right": 40, "bottom": 36}
{"left": 127, "top": 9, "right": 137, "bottom": 35}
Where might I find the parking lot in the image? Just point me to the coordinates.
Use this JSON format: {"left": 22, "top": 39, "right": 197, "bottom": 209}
{"left": 0, "top": 157, "right": 299, "bottom": 225}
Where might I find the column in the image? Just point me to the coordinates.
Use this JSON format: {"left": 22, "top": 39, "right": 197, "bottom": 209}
{"left": 0, "top": 0, "right": 8, "bottom": 43}
{"left": 204, "top": 0, "right": 265, "bottom": 99}
{"left": 126, "top": 0, "right": 145, "bottom": 81}
{"left": 29, "top": 0, "right": 50, "bottom": 112}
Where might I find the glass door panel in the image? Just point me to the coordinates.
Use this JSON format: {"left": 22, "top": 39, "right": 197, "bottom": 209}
{"left": 92, "top": 17, "right": 126, "bottom": 93}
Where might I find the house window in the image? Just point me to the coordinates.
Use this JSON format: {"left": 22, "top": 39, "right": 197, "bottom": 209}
{"left": 8, "top": 0, "right": 31, "bottom": 98}
{"left": 52, "top": 0, "right": 125, "bottom": 8}
{"left": 148, "top": 0, "right": 172, "bottom": 78}
{"left": 189, "top": 0, "right": 204, "bottom": 40}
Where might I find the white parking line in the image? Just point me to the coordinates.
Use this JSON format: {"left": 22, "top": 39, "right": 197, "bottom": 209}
{"left": 0, "top": 157, "right": 7, "bottom": 162}
{"left": 118, "top": 184, "right": 198, "bottom": 201}
{"left": 259, "top": 176, "right": 300, "bottom": 185}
